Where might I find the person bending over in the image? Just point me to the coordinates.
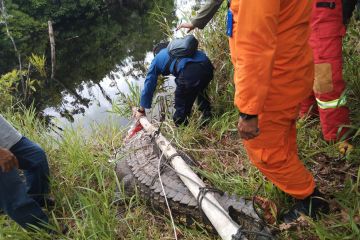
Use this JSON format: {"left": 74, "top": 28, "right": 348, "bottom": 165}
{"left": 136, "top": 40, "right": 214, "bottom": 126}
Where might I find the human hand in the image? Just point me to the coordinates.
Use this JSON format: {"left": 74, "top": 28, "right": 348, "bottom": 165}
{"left": 176, "top": 22, "right": 195, "bottom": 33}
{"left": 132, "top": 107, "right": 146, "bottom": 120}
{"left": 237, "top": 117, "right": 260, "bottom": 140}
{"left": 0, "top": 147, "right": 19, "bottom": 172}
{"left": 134, "top": 111, "right": 145, "bottom": 119}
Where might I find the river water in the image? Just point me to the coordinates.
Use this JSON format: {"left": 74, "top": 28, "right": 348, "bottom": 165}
{"left": 41, "top": 0, "right": 197, "bottom": 131}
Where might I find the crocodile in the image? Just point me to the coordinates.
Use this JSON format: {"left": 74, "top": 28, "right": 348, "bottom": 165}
{"left": 115, "top": 131, "right": 273, "bottom": 240}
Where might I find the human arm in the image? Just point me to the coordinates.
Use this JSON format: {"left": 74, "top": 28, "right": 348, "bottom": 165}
{"left": 177, "top": 0, "right": 224, "bottom": 32}
{"left": 233, "top": 0, "right": 279, "bottom": 115}
{"left": 233, "top": 1, "right": 279, "bottom": 139}
{"left": 139, "top": 58, "right": 161, "bottom": 110}
{"left": 0, "top": 147, "right": 19, "bottom": 172}
{"left": 133, "top": 106, "right": 146, "bottom": 119}
{"left": 0, "top": 114, "right": 22, "bottom": 149}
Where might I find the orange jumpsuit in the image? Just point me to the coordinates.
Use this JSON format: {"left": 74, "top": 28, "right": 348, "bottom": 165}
{"left": 230, "top": 0, "right": 316, "bottom": 199}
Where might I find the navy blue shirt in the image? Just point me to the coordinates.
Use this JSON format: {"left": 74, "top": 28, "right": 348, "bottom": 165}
{"left": 140, "top": 48, "right": 211, "bottom": 109}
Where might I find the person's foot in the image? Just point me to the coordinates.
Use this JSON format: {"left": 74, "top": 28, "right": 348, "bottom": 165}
{"left": 282, "top": 188, "right": 329, "bottom": 223}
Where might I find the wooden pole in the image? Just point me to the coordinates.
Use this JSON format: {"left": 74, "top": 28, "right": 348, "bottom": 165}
{"left": 48, "top": 20, "right": 56, "bottom": 80}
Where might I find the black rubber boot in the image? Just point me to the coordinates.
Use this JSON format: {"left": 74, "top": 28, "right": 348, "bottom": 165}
{"left": 282, "top": 188, "right": 329, "bottom": 223}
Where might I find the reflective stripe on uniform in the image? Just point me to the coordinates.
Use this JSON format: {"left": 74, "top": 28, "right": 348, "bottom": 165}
{"left": 316, "top": 96, "right": 347, "bottom": 109}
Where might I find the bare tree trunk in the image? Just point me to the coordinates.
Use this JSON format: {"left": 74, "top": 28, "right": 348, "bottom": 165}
{"left": 48, "top": 20, "right": 56, "bottom": 81}
{"left": 0, "top": 0, "right": 25, "bottom": 95}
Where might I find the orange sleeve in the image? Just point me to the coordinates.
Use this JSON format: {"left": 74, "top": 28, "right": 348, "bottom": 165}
{"left": 233, "top": 0, "right": 280, "bottom": 115}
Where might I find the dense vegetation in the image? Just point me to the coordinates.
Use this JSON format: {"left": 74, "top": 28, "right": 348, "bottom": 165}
{"left": 0, "top": 1, "right": 359, "bottom": 239}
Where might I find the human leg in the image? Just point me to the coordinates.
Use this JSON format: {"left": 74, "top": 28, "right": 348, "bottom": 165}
{"left": 0, "top": 168, "right": 48, "bottom": 230}
{"left": 244, "top": 106, "right": 316, "bottom": 199}
{"left": 196, "top": 62, "right": 213, "bottom": 121}
{"left": 196, "top": 90, "right": 212, "bottom": 122}
{"left": 243, "top": 106, "right": 328, "bottom": 220}
{"left": 310, "top": 0, "right": 351, "bottom": 141}
{"left": 10, "top": 137, "right": 50, "bottom": 207}
{"left": 173, "top": 62, "right": 212, "bottom": 126}
{"left": 173, "top": 82, "right": 199, "bottom": 126}
{"left": 244, "top": 121, "right": 316, "bottom": 199}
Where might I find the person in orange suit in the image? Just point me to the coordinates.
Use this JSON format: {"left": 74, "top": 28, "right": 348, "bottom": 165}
{"left": 230, "top": 0, "right": 330, "bottom": 222}
{"left": 178, "top": 0, "right": 330, "bottom": 222}
{"left": 300, "top": 0, "right": 358, "bottom": 153}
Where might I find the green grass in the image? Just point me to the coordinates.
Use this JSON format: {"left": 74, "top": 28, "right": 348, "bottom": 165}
{"left": 0, "top": 109, "right": 125, "bottom": 239}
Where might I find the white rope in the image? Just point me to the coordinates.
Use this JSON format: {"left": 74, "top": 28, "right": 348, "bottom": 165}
{"left": 162, "top": 121, "right": 242, "bottom": 162}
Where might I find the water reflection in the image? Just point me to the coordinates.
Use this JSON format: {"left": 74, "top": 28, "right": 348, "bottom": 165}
{"left": 40, "top": 2, "right": 175, "bottom": 127}
{"left": 31, "top": 0, "right": 198, "bottom": 130}
{"left": 44, "top": 55, "right": 152, "bottom": 130}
